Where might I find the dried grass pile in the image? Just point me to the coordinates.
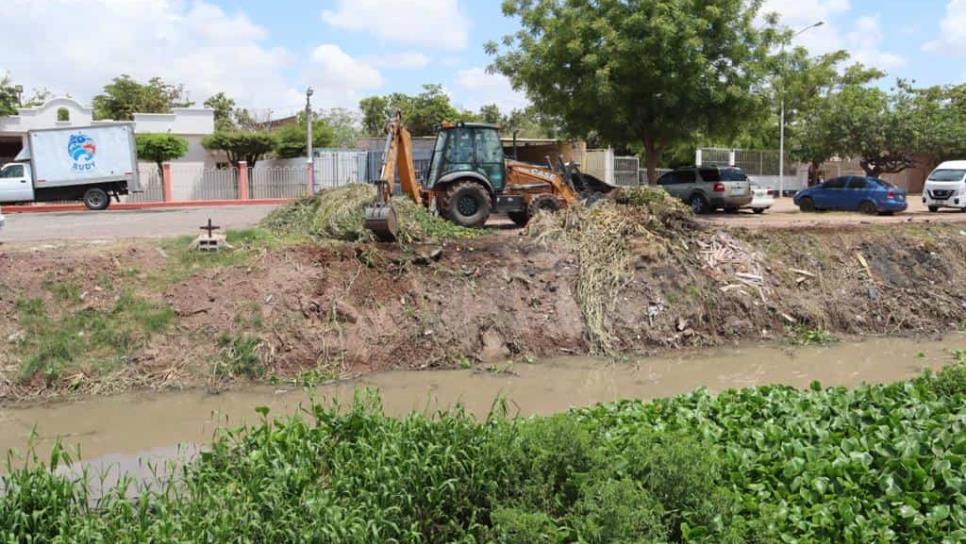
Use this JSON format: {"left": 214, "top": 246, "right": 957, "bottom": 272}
{"left": 263, "top": 184, "right": 479, "bottom": 243}
{"left": 528, "top": 187, "right": 696, "bottom": 355}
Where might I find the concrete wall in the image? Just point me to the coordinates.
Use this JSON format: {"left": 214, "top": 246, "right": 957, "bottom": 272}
{"left": 0, "top": 98, "right": 94, "bottom": 132}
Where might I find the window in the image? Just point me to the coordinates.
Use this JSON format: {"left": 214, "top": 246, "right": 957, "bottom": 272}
{"left": 427, "top": 132, "right": 447, "bottom": 184}
{"left": 678, "top": 169, "right": 696, "bottom": 183}
{"left": 657, "top": 172, "right": 675, "bottom": 185}
{"left": 846, "top": 177, "right": 867, "bottom": 189}
{"left": 444, "top": 128, "right": 474, "bottom": 169}
{"left": 57, "top": 108, "right": 70, "bottom": 122}
{"left": 719, "top": 168, "right": 749, "bottom": 181}
{"left": 0, "top": 164, "right": 24, "bottom": 178}
{"left": 699, "top": 168, "right": 720, "bottom": 181}
{"left": 823, "top": 177, "right": 846, "bottom": 189}
{"left": 473, "top": 128, "right": 502, "bottom": 163}
{"left": 928, "top": 170, "right": 966, "bottom": 182}
{"left": 870, "top": 178, "right": 894, "bottom": 188}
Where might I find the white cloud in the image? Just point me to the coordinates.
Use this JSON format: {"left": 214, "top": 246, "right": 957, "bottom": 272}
{"left": 304, "top": 44, "right": 383, "bottom": 107}
{"left": 368, "top": 52, "right": 430, "bottom": 69}
{"left": 846, "top": 15, "right": 906, "bottom": 70}
{"left": 454, "top": 68, "right": 528, "bottom": 112}
{"left": 0, "top": 0, "right": 300, "bottom": 110}
{"left": 923, "top": 0, "right": 966, "bottom": 56}
{"left": 322, "top": 0, "right": 469, "bottom": 50}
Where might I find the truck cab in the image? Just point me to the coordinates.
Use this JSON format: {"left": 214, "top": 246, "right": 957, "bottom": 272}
{"left": 0, "top": 162, "right": 35, "bottom": 203}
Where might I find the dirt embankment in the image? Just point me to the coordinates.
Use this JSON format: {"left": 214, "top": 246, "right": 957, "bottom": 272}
{"left": 1, "top": 222, "right": 965, "bottom": 401}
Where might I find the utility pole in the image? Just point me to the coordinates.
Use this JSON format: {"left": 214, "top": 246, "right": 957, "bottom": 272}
{"left": 305, "top": 87, "right": 315, "bottom": 192}
{"left": 779, "top": 21, "right": 823, "bottom": 198}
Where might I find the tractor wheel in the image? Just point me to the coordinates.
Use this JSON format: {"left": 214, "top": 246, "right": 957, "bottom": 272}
{"left": 529, "top": 194, "right": 562, "bottom": 217}
{"left": 440, "top": 181, "right": 491, "bottom": 228}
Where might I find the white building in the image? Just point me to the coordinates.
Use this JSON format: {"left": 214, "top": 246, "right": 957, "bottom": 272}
{"left": 0, "top": 97, "right": 215, "bottom": 165}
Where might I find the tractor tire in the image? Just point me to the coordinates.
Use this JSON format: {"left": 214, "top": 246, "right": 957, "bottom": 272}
{"left": 83, "top": 188, "right": 111, "bottom": 211}
{"left": 440, "top": 181, "right": 491, "bottom": 228}
{"left": 528, "top": 194, "right": 562, "bottom": 217}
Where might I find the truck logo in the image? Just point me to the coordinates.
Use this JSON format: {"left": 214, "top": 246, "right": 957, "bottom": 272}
{"left": 68, "top": 134, "right": 97, "bottom": 172}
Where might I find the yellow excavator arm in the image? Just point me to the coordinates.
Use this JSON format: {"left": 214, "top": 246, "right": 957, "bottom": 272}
{"left": 365, "top": 111, "right": 423, "bottom": 240}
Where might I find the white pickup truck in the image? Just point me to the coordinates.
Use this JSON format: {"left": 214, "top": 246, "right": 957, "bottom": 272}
{"left": 0, "top": 123, "right": 141, "bottom": 210}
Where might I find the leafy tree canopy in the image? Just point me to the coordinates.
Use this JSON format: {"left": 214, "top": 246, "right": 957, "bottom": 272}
{"left": 274, "top": 112, "right": 336, "bottom": 159}
{"left": 360, "top": 84, "right": 470, "bottom": 136}
{"left": 135, "top": 133, "right": 189, "bottom": 174}
{"left": 202, "top": 131, "right": 277, "bottom": 167}
{"left": 1, "top": 74, "right": 52, "bottom": 116}
{"left": 488, "top": 0, "right": 779, "bottom": 183}
{"left": 93, "top": 75, "right": 193, "bottom": 120}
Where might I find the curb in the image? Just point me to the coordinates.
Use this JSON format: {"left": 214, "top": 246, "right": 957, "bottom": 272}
{"left": 2, "top": 199, "right": 291, "bottom": 214}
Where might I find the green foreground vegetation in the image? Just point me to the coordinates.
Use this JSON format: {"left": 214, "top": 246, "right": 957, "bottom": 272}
{"left": 2, "top": 356, "right": 964, "bottom": 543}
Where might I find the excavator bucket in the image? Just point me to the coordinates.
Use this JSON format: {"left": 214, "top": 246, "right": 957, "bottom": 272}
{"left": 364, "top": 202, "right": 399, "bottom": 242}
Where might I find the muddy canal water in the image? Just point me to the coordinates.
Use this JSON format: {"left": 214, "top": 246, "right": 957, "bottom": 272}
{"left": 1, "top": 336, "right": 963, "bottom": 476}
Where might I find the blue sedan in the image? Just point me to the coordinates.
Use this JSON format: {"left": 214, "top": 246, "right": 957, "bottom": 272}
{"left": 793, "top": 176, "right": 908, "bottom": 214}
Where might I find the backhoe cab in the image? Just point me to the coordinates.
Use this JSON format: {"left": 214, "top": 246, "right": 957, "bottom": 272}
{"left": 364, "top": 112, "right": 613, "bottom": 241}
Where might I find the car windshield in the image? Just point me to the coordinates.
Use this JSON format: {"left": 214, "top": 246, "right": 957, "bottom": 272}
{"left": 928, "top": 169, "right": 966, "bottom": 182}
{"left": 871, "top": 178, "right": 895, "bottom": 188}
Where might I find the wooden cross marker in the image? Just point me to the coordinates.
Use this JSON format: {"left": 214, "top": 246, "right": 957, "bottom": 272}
{"left": 200, "top": 218, "right": 221, "bottom": 238}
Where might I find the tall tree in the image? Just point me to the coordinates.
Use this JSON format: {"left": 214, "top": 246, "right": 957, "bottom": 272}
{"left": 204, "top": 92, "right": 238, "bottom": 132}
{"left": 202, "top": 131, "right": 277, "bottom": 167}
{"left": 319, "top": 107, "right": 362, "bottom": 148}
{"left": 359, "top": 84, "right": 461, "bottom": 136}
{"left": 0, "top": 74, "right": 52, "bottom": 115}
{"left": 92, "top": 75, "right": 193, "bottom": 120}
{"left": 274, "top": 112, "right": 336, "bottom": 158}
{"left": 135, "top": 133, "right": 189, "bottom": 175}
{"left": 488, "top": 0, "right": 777, "bottom": 184}
{"left": 478, "top": 104, "right": 502, "bottom": 125}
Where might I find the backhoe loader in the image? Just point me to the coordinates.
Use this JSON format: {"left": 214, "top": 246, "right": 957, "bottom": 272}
{"left": 364, "top": 112, "right": 614, "bottom": 240}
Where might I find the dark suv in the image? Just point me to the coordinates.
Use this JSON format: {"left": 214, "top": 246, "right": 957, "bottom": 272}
{"left": 657, "top": 166, "right": 753, "bottom": 214}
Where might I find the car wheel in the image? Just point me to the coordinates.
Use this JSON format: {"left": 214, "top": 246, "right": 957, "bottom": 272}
{"left": 753, "top": 208, "right": 765, "bottom": 215}
{"left": 83, "top": 188, "right": 110, "bottom": 211}
{"left": 928, "top": 206, "right": 939, "bottom": 213}
{"left": 858, "top": 200, "right": 878, "bottom": 215}
{"left": 798, "top": 197, "right": 815, "bottom": 212}
{"left": 689, "top": 194, "right": 710, "bottom": 215}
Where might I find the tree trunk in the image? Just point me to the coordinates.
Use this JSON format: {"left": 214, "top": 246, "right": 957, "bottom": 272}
{"left": 643, "top": 136, "right": 659, "bottom": 186}
{"left": 859, "top": 159, "right": 881, "bottom": 178}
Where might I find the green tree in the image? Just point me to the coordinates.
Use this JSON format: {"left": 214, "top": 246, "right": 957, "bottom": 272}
{"left": 319, "top": 108, "right": 362, "bottom": 148}
{"left": 478, "top": 104, "right": 502, "bottom": 125}
{"left": 204, "top": 92, "right": 238, "bottom": 132}
{"left": 135, "top": 133, "right": 189, "bottom": 175}
{"left": 274, "top": 113, "right": 336, "bottom": 158}
{"left": 359, "top": 84, "right": 461, "bottom": 136}
{"left": 202, "top": 131, "right": 277, "bottom": 167}
{"left": 488, "top": 0, "right": 777, "bottom": 184}
{"left": 0, "top": 74, "right": 52, "bottom": 115}
{"left": 92, "top": 75, "right": 193, "bottom": 120}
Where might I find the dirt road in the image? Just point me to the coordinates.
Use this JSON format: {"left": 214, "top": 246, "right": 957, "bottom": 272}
{"left": 700, "top": 198, "right": 966, "bottom": 229}
{"left": 0, "top": 205, "right": 281, "bottom": 244}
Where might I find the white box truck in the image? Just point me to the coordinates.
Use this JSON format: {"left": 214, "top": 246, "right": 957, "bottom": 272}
{"left": 0, "top": 123, "right": 141, "bottom": 210}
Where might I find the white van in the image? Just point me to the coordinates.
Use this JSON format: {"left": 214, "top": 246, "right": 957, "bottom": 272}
{"left": 923, "top": 160, "right": 966, "bottom": 212}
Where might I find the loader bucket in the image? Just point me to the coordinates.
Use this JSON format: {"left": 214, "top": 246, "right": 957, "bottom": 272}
{"left": 364, "top": 202, "right": 399, "bottom": 242}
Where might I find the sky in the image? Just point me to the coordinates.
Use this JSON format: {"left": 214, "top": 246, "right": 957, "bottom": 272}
{"left": 0, "top": 0, "right": 963, "bottom": 120}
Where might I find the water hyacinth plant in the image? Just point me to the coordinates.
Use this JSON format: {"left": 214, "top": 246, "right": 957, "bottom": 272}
{"left": 1, "top": 362, "right": 964, "bottom": 542}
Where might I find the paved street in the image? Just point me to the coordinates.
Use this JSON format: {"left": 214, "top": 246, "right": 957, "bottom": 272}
{"left": 699, "top": 197, "right": 966, "bottom": 229}
{"left": 0, "top": 205, "right": 281, "bottom": 244}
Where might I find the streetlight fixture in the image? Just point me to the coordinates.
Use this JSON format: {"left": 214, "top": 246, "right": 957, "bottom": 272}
{"left": 305, "top": 87, "right": 315, "bottom": 192}
{"left": 778, "top": 20, "right": 823, "bottom": 198}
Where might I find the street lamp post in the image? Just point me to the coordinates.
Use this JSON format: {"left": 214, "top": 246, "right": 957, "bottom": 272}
{"left": 779, "top": 21, "right": 823, "bottom": 198}
{"left": 305, "top": 87, "right": 315, "bottom": 192}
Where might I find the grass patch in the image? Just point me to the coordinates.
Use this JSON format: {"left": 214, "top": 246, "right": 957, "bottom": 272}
{"left": 212, "top": 333, "right": 264, "bottom": 379}
{"left": 786, "top": 324, "right": 836, "bottom": 346}
{"left": 14, "top": 292, "right": 174, "bottom": 385}
{"left": 2, "top": 363, "right": 965, "bottom": 542}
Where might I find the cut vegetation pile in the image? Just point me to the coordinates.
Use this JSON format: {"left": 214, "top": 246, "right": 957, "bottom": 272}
{"left": 528, "top": 187, "right": 696, "bottom": 355}
{"left": 3, "top": 360, "right": 964, "bottom": 542}
{"left": 263, "top": 183, "right": 480, "bottom": 244}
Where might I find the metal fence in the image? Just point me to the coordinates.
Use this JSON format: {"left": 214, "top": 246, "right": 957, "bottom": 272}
{"left": 129, "top": 164, "right": 163, "bottom": 202}
{"left": 614, "top": 156, "right": 640, "bottom": 186}
{"left": 172, "top": 165, "right": 239, "bottom": 200}
{"left": 315, "top": 150, "right": 367, "bottom": 190}
{"left": 698, "top": 147, "right": 796, "bottom": 177}
{"left": 251, "top": 166, "right": 308, "bottom": 199}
